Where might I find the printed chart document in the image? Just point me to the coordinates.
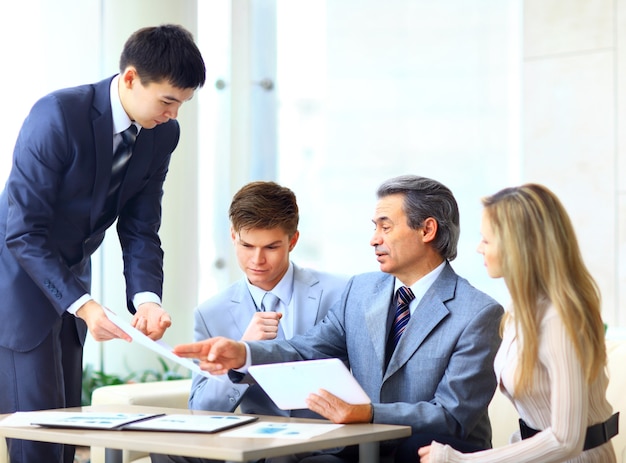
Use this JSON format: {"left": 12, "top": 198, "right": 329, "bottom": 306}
{"left": 22, "top": 412, "right": 257, "bottom": 433}
{"left": 222, "top": 422, "right": 343, "bottom": 439}
{"left": 248, "top": 358, "right": 370, "bottom": 410}
{"left": 103, "top": 308, "right": 223, "bottom": 382}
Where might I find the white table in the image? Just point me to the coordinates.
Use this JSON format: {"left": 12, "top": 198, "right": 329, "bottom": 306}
{"left": 0, "top": 404, "right": 411, "bottom": 463}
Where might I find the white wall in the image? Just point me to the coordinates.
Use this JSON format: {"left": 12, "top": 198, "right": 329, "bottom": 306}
{"left": 0, "top": 0, "right": 103, "bottom": 184}
{"left": 523, "top": 0, "right": 624, "bottom": 327}
{"left": 272, "top": 0, "right": 518, "bottom": 307}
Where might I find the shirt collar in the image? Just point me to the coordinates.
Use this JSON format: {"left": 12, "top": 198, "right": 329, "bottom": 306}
{"left": 110, "top": 75, "right": 139, "bottom": 136}
{"left": 395, "top": 260, "right": 446, "bottom": 307}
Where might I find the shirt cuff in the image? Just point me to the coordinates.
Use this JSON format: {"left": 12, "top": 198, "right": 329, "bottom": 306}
{"left": 233, "top": 342, "right": 252, "bottom": 374}
{"left": 133, "top": 291, "right": 161, "bottom": 308}
{"left": 67, "top": 292, "right": 161, "bottom": 316}
{"left": 67, "top": 294, "right": 93, "bottom": 315}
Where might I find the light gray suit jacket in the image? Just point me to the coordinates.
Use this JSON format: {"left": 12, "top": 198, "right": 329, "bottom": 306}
{"left": 247, "top": 263, "right": 503, "bottom": 449}
{"left": 188, "top": 263, "right": 349, "bottom": 418}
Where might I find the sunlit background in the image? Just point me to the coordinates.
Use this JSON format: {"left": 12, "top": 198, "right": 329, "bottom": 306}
{"left": 1, "top": 0, "right": 624, "bottom": 377}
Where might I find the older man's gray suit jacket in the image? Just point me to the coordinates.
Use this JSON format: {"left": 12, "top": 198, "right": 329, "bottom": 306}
{"left": 247, "top": 263, "right": 503, "bottom": 449}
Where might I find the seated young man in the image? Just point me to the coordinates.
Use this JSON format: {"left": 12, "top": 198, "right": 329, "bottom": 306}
{"left": 151, "top": 181, "right": 349, "bottom": 463}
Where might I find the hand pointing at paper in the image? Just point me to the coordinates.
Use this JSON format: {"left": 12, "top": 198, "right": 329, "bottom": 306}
{"left": 173, "top": 337, "right": 247, "bottom": 375}
{"left": 173, "top": 337, "right": 375, "bottom": 425}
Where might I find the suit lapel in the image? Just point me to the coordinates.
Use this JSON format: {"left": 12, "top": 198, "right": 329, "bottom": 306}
{"left": 384, "top": 263, "right": 456, "bottom": 379}
{"left": 90, "top": 78, "right": 115, "bottom": 230}
{"left": 365, "top": 275, "right": 396, "bottom": 371}
{"left": 229, "top": 281, "right": 259, "bottom": 337}
{"left": 230, "top": 266, "right": 321, "bottom": 341}
{"left": 291, "top": 265, "right": 322, "bottom": 334}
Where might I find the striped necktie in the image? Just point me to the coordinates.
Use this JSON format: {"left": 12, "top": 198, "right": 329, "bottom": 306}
{"left": 390, "top": 286, "right": 415, "bottom": 349}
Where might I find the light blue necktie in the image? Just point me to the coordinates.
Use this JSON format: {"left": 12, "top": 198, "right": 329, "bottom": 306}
{"left": 261, "top": 292, "right": 280, "bottom": 312}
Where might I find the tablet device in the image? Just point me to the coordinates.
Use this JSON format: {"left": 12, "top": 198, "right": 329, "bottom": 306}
{"left": 248, "top": 358, "right": 370, "bottom": 410}
{"left": 31, "top": 412, "right": 164, "bottom": 430}
{"left": 123, "top": 414, "right": 258, "bottom": 433}
{"left": 31, "top": 412, "right": 258, "bottom": 433}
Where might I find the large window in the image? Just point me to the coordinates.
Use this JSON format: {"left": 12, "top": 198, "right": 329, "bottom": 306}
{"left": 270, "top": 0, "right": 518, "bottom": 303}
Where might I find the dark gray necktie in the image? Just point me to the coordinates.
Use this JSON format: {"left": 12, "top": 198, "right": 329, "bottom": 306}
{"left": 98, "top": 125, "right": 138, "bottom": 227}
{"left": 108, "top": 124, "right": 138, "bottom": 197}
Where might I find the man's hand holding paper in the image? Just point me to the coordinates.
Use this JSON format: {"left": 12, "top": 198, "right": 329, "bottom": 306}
{"left": 101, "top": 308, "right": 221, "bottom": 381}
{"left": 76, "top": 300, "right": 171, "bottom": 342}
{"left": 305, "top": 388, "right": 373, "bottom": 424}
{"left": 132, "top": 301, "right": 172, "bottom": 340}
{"left": 76, "top": 300, "right": 132, "bottom": 342}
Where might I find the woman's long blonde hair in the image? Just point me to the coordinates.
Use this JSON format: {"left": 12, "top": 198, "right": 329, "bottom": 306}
{"left": 482, "top": 184, "right": 605, "bottom": 393}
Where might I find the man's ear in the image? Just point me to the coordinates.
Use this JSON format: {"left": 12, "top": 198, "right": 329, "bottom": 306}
{"left": 230, "top": 226, "right": 237, "bottom": 244}
{"left": 121, "top": 66, "right": 139, "bottom": 88}
{"left": 288, "top": 230, "right": 300, "bottom": 251}
{"left": 422, "top": 217, "right": 438, "bottom": 243}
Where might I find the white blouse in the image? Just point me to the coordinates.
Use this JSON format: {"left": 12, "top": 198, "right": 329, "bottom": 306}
{"left": 427, "top": 306, "right": 616, "bottom": 463}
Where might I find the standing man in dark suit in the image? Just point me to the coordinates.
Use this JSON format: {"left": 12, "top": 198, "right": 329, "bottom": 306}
{"left": 0, "top": 24, "right": 206, "bottom": 463}
{"left": 175, "top": 175, "right": 504, "bottom": 462}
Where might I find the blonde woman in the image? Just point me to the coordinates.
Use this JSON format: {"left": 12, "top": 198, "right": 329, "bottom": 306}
{"left": 419, "top": 184, "right": 617, "bottom": 463}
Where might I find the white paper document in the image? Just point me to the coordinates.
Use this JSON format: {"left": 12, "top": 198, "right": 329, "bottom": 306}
{"left": 1, "top": 412, "right": 79, "bottom": 427}
{"left": 104, "top": 308, "right": 222, "bottom": 382}
{"left": 222, "top": 421, "right": 343, "bottom": 439}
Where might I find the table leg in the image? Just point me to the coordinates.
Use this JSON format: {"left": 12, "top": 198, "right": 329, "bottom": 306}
{"left": 359, "top": 441, "right": 379, "bottom": 463}
{"left": 105, "top": 447, "right": 123, "bottom": 463}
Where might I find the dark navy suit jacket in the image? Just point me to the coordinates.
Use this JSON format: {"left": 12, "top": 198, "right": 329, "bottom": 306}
{"left": 0, "top": 75, "right": 179, "bottom": 352}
